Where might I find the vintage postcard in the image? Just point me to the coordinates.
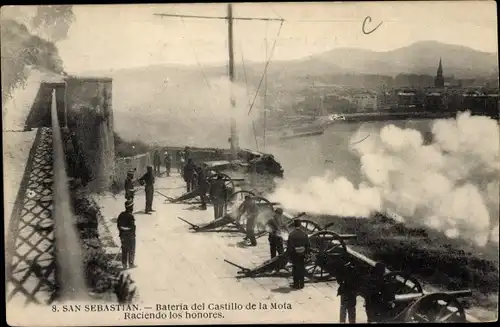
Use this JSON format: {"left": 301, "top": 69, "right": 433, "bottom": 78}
{"left": 2, "top": 1, "right": 499, "bottom": 325}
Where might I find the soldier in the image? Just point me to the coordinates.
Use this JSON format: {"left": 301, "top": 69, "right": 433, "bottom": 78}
{"left": 210, "top": 174, "right": 228, "bottom": 220}
{"left": 267, "top": 208, "right": 285, "bottom": 259}
{"left": 363, "top": 262, "right": 394, "bottom": 323}
{"left": 124, "top": 169, "right": 135, "bottom": 202}
{"left": 117, "top": 200, "right": 136, "bottom": 270}
{"left": 139, "top": 165, "right": 155, "bottom": 214}
{"left": 153, "top": 149, "right": 162, "bottom": 176}
{"left": 177, "top": 150, "right": 184, "bottom": 173}
{"left": 195, "top": 166, "right": 209, "bottom": 210}
{"left": 182, "top": 158, "right": 196, "bottom": 192}
{"left": 184, "top": 146, "right": 191, "bottom": 161}
{"left": 337, "top": 263, "right": 358, "bottom": 324}
{"left": 236, "top": 195, "right": 258, "bottom": 246}
{"left": 164, "top": 151, "right": 171, "bottom": 177}
{"left": 287, "top": 219, "right": 310, "bottom": 289}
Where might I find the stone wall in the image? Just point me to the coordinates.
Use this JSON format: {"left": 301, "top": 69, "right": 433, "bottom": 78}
{"left": 65, "top": 77, "right": 115, "bottom": 192}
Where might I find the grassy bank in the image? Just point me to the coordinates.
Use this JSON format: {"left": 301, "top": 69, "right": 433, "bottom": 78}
{"left": 114, "top": 132, "right": 151, "bottom": 158}
{"left": 70, "top": 182, "right": 124, "bottom": 300}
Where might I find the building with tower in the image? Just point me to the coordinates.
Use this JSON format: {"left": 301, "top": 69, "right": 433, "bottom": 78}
{"left": 435, "top": 58, "right": 445, "bottom": 88}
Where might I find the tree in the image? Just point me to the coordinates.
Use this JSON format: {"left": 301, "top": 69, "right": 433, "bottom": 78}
{"left": 31, "top": 5, "right": 75, "bottom": 42}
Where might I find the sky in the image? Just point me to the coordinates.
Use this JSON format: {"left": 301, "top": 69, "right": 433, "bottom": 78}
{"left": 4, "top": 2, "right": 499, "bottom": 74}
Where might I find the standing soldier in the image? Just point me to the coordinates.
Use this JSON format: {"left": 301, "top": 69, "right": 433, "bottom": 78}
{"left": 287, "top": 219, "right": 310, "bottom": 289}
{"left": 164, "top": 151, "right": 171, "bottom": 177}
{"left": 337, "top": 263, "right": 358, "bottom": 323}
{"left": 236, "top": 195, "right": 258, "bottom": 246}
{"left": 124, "top": 169, "right": 135, "bottom": 203}
{"left": 184, "top": 146, "right": 191, "bottom": 161}
{"left": 195, "top": 166, "right": 209, "bottom": 210}
{"left": 117, "top": 200, "right": 136, "bottom": 270}
{"left": 267, "top": 208, "right": 285, "bottom": 259}
{"left": 153, "top": 149, "right": 162, "bottom": 176}
{"left": 139, "top": 165, "right": 155, "bottom": 214}
{"left": 177, "top": 150, "right": 184, "bottom": 173}
{"left": 363, "top": 262, "right": 393, "bottom": 323}
{"left": 182, "top": 158, "right": 196, "bottom": 192}
{"left": 209, "top": 174, "right": 227, "bottom": 219}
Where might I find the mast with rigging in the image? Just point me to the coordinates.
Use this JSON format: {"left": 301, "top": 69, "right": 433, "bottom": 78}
{"left": 154, "top": 5, "right": 284, "bottom": 159}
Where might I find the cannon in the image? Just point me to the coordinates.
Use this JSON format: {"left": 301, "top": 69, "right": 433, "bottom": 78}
{"left": 225, "top": 230, "right": 356, "bottom": 281}
{"left": 166, "top": 172, "right": 244, "bottom": 204}
{"left": 177, "top": 190, "right": 278, "bottom": 233}
{"left": 355, "top": 271, "right": 472, "bottom": 323}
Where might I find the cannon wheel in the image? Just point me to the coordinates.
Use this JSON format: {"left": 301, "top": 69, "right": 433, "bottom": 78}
{"left": 384, "top": 271, "right": 423, "bottom": 295}
{"left": 227, "top": 190, "right": 256, "bottom": 204}
{"left": 305, "top": 231, "right": 349, "bottom": 282}
{"left": 287, "top": 218, "right": 321, "bottom": 235}
{"left": 402, "top": 293, "right": 467, "bottom": 323}
{"left": 208, "top": 173, "right": 235, "bottom": 196}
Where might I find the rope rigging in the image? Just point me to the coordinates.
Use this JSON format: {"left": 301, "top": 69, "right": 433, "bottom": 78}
{"left": 247, "top": 19, "right": 284, "bottom": 115}
{"left": 240, "top": 43, "right": 260, "bottom": 151}
{"left": 180, "top": 17, "right": 212, "bottom": 90}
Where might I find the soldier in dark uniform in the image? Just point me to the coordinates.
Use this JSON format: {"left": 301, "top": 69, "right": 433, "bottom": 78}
{"left": 184, "top": 146, "right": 191, "bottom": 161}
{"left": 195, "top": 166, "right": 209, "bottom": 210}
{"left": 124, "top": 169, "right": 135, "bottom": 202}
{"left": 237, "top": 196, "right": 259, "bottom": 246}
{"left": 363, "top": 262, "right": 394, "bottom": 323}
{"left": 153, "top": 150, "right": 162, "bottom": 176}
{"left": 182, "top": 158, "right": 196, "bottom": 192}
{"left": 287, "top": 219, "right": 310, "bottom": 289}
{"left": 164, "top": 151, "right": 171, "bottom": 177}
{"left": 210, "top": 174, "right": 227, "bottom": 220}
{"left": 267, "top": 208, "right": 285, "bottom": 259}
{"left": 117, "top": 200, "right": 136, "bottom": 270}
{"left": 337, "top": 263, "right": 358, "bottom": 323}
{"left": 139, "top": 165, "right": 155, "bottom": 214}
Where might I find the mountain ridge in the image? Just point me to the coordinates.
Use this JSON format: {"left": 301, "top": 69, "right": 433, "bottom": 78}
{"left": 80, "top": 40, "right": 498, "bottom": 80}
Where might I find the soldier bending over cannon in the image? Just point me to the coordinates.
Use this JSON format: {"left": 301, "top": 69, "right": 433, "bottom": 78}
{"left": 237, "top": 195, "right": 259, "bottom": 246}
{"left": 287, "top": 219, "right": 310, "bottom": 289}
{"left": 267, "top": 208, "right": 285, "bottom": 259}
{"left": 117, "top": 200, "right": 137, "bottom": 270}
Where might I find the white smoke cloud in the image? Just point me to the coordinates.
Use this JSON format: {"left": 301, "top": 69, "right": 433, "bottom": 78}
{"left": 269, "top": 111, "right": 500, "bottom": 247}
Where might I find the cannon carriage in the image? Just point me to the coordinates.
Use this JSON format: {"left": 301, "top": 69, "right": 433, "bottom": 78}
{"left": 166, "top": 172, "right": 241, "bottom": 204}
{"left": 177, "top": 190, "right": 278, "bottom": 234}
{"left": 224, "top": 229, "right": 356, "bottom": 281}
{"left": 359, "top": 270, "right": 471, "bottom": 323}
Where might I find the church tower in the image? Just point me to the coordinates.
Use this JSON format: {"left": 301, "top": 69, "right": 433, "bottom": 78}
{"left": 435, "top": 58, "right": 445, "bottom": 88}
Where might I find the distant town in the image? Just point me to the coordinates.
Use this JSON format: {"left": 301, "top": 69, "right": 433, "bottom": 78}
{"left": 272, "top": 59, "right": 499, "bottom": 121}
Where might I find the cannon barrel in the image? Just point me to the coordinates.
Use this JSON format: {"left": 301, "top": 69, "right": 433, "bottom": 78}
{"left": 394, "top": 290, "right": 472, "bottom": 303}
{"left": 338, "top": 234, "right": 357, "bottom": 240}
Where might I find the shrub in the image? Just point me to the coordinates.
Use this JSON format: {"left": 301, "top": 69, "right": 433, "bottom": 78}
{"left": 114, "top": 132, "right": 150, "bottom": 158}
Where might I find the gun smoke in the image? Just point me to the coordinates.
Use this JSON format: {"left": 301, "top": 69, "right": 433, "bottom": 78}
{"left": 112, "top": 75, "right": 261, "bottom": 149}
{"left": 269, "top": 112, "right": 499, "bottom": 247}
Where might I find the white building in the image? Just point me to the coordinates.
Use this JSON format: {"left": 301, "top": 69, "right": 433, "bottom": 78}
{"left": 352, "top": 93, "right": 378, "bottom": 112}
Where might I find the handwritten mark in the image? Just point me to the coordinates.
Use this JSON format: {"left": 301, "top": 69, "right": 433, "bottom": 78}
{"left": 362, "top": 16, "right": 383, "bottom": 35}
